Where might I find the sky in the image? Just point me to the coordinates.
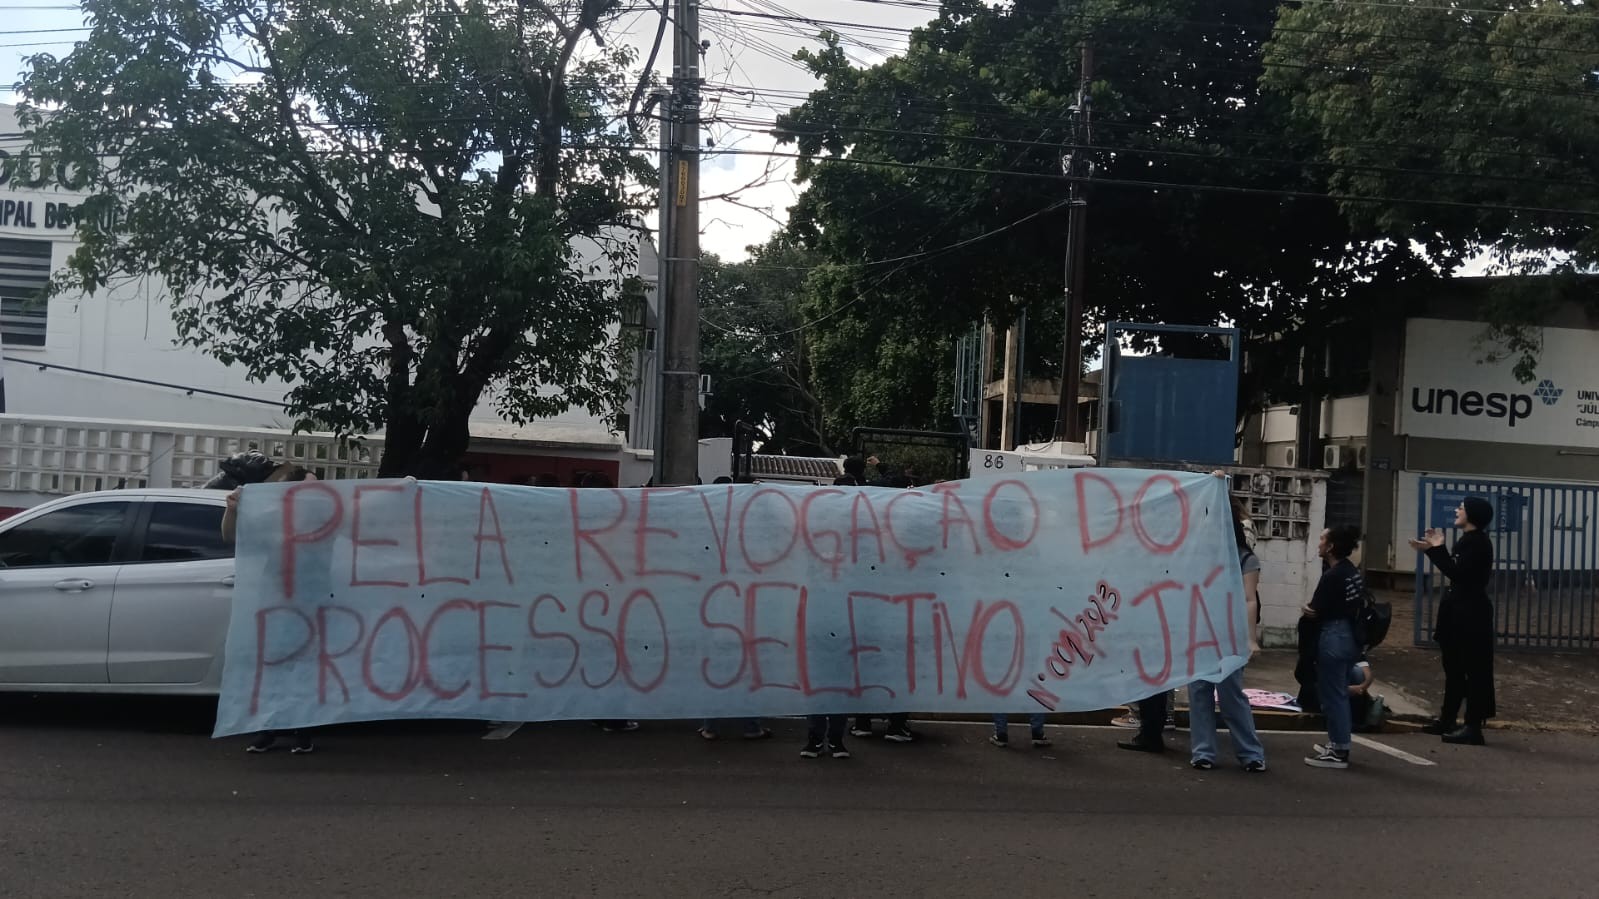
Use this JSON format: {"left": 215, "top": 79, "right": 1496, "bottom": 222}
{"left": 0, "top": 0, "right": 941, "bottom": 261}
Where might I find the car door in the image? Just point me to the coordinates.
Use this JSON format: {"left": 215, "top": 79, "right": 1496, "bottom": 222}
{"left": 0, "top": 499, "right": 134, "bottom": 685}
{"left": 107, "top": 499, "right": 234, "bottom": 687}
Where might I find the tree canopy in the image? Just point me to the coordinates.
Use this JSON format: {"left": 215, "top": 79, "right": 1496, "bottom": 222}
{"left": 18, "top": 0, "right": 654, "bottom": 475}
{"left": 1263, "top": 0, "right": 1599, "bottom": 379}
{"left": 697, "top": 238, "right": 833, "bottom": 456}
{"left": 774, "top": 0, "right": 1418, "bottom": 436}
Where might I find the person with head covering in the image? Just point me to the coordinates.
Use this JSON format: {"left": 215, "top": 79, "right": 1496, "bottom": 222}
{"left": 1409, "top": 497, "right": 1497, "bottom": 746}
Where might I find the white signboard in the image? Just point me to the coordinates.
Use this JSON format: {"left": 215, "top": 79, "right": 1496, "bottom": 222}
{"left": 1401, "top": 318, "right": 1599, "bottom": 448}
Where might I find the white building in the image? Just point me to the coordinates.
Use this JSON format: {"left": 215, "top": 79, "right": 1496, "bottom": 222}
{"left": 2, "top": 102, "right": 675, "bottom": 501}
{"left": 1240, "top": 281, "right": 1599, "bottom": 580}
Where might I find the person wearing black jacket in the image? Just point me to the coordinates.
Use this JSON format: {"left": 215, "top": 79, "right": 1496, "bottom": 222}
{"left": 1303, "top": 525, "right": 1366, "bottom": 770}
{"left": 1410, "top": 497, "right": 1497, "bottom": 746}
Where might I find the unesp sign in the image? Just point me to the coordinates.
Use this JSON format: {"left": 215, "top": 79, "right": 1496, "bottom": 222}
{"left": 1401, "top": 318, "right": 1599, "bottom": 448}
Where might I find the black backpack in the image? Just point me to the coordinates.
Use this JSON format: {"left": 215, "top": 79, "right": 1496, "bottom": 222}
{"left": 1359, "top": 588, "right": 1393, "bottom": 650}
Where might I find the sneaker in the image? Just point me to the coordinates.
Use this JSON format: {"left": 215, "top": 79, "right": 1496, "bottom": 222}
{"left": 1190, "top": 758, "right": 1215, "bottom": 770}
{"left": 989, "top": 734, "right": 1009, "bottom": 748}
{"left": 601, "top": 720, "right": 640, "bottom": 733}
{"left": 800, "top": 741, "right": 824, "bottom": 759}
{"left": 290, "top": 738, "right": 315, "bottom": 754}
{"left": 849, "top": 725, "right": 874, "bottom": 738}
{"left": 1117, "top": 738, "right": 1166, "bottom": 754}
{"left": 1243, "top": 760, "right": 1268, "bottom": 773}
{"left": 1031, "top": 735, "right": 1052, "bottom": 748}
{"left": 883, "top": 728, "right": 917, "bottom": 743}
{"left": 1164, "top": 712, "right": 1177, "bottom": 732}
{"left": 1110, "top": 714, "right": 1141, "bottom": 729}
{"left": 1304, "top": 748, "right": 1350, "bottom": 769}
{"left": 829, "top": 742, "right": 852, "bottom": 759}
{"left": 245, "top": 734, "right": 275, "bottom": 754}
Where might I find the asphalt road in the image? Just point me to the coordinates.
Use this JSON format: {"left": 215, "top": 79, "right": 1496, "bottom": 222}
{"left": 1, "top": 696, "right": 1595, "bottom": 898}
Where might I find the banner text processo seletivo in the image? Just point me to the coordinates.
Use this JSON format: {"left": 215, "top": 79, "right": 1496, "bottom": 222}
{"left": 214, "top": 470, "right": 1248, "bottom": 736}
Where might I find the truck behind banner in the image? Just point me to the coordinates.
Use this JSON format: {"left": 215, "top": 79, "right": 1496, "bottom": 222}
{"left": 213, "top": 470, "right": 1247, "bottom": 737}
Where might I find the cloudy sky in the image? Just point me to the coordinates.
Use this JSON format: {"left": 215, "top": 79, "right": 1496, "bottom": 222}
{"left": 1, "top": 0, "right": 941, "bottom": 260}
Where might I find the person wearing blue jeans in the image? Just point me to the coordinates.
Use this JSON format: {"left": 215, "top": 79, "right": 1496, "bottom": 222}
{"left": 1188, "top": 670, "right": 1267, "bottom": 771}
{"left": 1304, "top": 525, "right": 1366, "bottom": 769}
{"left": 990, "top": 713, "right": 1050, "bottom": 748}
{"left": 1188, "top": 476, "right": 1269, "bottom": 772}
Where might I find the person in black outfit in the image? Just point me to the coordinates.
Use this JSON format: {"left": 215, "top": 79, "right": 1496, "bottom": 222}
{"left": 1115, "top": 691, "right": 1170, "bottom": 754}
{"left": 1410, "top": 497, "right": 1497, "bottom": 746}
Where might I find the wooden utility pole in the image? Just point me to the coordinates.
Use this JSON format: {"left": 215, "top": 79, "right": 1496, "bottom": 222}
{"left": 1054, "top": 44, "right": 1093, "bottom": 444}
{"left": 658, "top": 0, "right": 702, "bottom": 486}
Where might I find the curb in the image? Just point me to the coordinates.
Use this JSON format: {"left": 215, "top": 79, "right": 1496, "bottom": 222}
{"left": 914, "top": 708, "right": 1429, "bottom": 735}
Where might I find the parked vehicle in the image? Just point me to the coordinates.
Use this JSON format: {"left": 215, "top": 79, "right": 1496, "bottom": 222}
{"left": 0, "top": 489, "right": 234, "bottom": 695}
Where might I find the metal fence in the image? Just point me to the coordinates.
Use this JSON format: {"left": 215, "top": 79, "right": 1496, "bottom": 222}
{"left": 1415, "top": 477, "right": 1599, "bottom": 651}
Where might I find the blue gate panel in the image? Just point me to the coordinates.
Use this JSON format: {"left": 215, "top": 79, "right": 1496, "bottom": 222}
{"left": 1106, "top": 357, "right": 1237, "bottom": 465}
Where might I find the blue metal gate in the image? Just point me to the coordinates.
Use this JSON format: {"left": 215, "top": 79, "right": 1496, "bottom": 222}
{"left": 1415, "top": 477, "right": 1599, "bottom": 651}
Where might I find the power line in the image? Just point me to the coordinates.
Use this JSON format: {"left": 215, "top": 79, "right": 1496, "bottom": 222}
{"left": 711, "top": 113, "right": 1599, "bottom": 192}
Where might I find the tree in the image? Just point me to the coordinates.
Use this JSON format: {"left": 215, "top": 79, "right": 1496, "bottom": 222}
{"left": 1262, "top": 0, "right": 1599, "bottom": 379}
{"left": 776, "top": 0, "right": 1421, "bottom": 435}
{"left": 17, "top": 0, "right": 654, "bottom": 476}
{"left": 698, "top": 239, "right": 833, "bottom": 455}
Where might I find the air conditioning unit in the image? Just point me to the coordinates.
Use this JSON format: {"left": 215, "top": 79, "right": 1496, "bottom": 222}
{"left": 1322, "top": 444, "right": 1345, "bottom": 470}
{"left": 1355, "top": 445, "right": 1369, "bottom": 470}
{"left": 1283, "top": 446, "right": 1297, "bottom": 469}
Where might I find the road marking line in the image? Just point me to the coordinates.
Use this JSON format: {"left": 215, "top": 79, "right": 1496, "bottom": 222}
{"left": 1352, "top": 734, "right": 1437, "bottom": 766}
{"left": 482, "top": 722, "right": 523, "bottom": 741}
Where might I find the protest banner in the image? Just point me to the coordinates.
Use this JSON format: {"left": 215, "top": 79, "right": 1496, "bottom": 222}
{"left": 213, "top": 469, "right": 1247, "bottom": 737}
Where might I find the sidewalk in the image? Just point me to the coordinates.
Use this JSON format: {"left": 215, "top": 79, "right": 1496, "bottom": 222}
{"left": 1215, "top": 590, "right": 1599, "bottom": 734}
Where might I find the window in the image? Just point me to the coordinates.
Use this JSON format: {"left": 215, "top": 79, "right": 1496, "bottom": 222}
{"left": 140, "top": 502, "right": 231, "bottom": 562}
{"left": 0, "top": 237, "right": 51, "bottom": 347}
{"left": 0, "top": 501, "right": 130, "bottom": 568}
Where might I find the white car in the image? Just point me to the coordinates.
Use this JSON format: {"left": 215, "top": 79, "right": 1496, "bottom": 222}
{"left": 0, "top": 488, "right": 234, "bottom": 695}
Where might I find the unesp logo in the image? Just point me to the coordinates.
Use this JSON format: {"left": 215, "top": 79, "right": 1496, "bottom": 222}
{"left": 1535, "top": 379, "right": 1563, "bottom": 407}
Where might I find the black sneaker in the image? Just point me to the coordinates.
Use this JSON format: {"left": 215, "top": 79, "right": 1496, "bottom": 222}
{"left": 1117, "top": 738, "right": 1166, "bottom": 754}
{"left": 245, "top": 734, "right": 275, "bottom": 754}
{"left": 989, "top": 734, "right": 1009, "bottom": 748}
{"left": 883, "top": 727, "right": 916, "bottom": 743}
{"left": 1190, "top": 758, "right": 1215, "bottom": 770}
{"left": 1243, "top": 760, "right": 1268, "bottom": 773}
{"left": 849, "top": 724, "right": 874, "bottom": 738}
{"left": 1031, "top": 734, "right": 1052, "bottom": 748}
{"left": 829, "top": 742, "right": 851, "bottom": 759}
{"left": 1304, "top": 748, "right": 1350, "bottom": 769}
{"left": 800, "top": 741, "right": 824, "bottom": 759}
{"left": 290, "top": 736, "right": 315, "bottom": 754}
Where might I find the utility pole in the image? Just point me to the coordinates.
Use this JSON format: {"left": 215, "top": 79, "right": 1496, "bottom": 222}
{"left": 650, "top": 86, "right": 673, "bottom": 487}
{"left": 1053, "top": 44, "right": 1093, "bottom": 445}
{"left": 659, "top": 0, "right": 703, "bottom": 486}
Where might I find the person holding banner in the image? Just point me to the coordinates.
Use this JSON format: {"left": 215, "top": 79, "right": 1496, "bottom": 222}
{"left": 221, "top": 463, "right": 318, "bottom": 754}
{"left": 1303, "top": 525, "right": 1366, "bottom": 770}
{"left": 1185, "top": 478, "right": 1267, "bottom": 773}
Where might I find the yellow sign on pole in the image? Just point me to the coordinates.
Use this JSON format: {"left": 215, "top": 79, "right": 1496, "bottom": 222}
{"left": 675, "top": 160, "right": 689, "bottom": 207}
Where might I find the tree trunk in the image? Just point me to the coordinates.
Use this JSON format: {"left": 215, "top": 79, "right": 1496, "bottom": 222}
{"left": 379, "top": 408, "right": 425, "bottom": 477}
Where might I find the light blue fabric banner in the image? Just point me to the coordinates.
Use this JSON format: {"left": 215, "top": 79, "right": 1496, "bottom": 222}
{"left": 213, "top": 469, "right": 1246, "bottom": 736}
